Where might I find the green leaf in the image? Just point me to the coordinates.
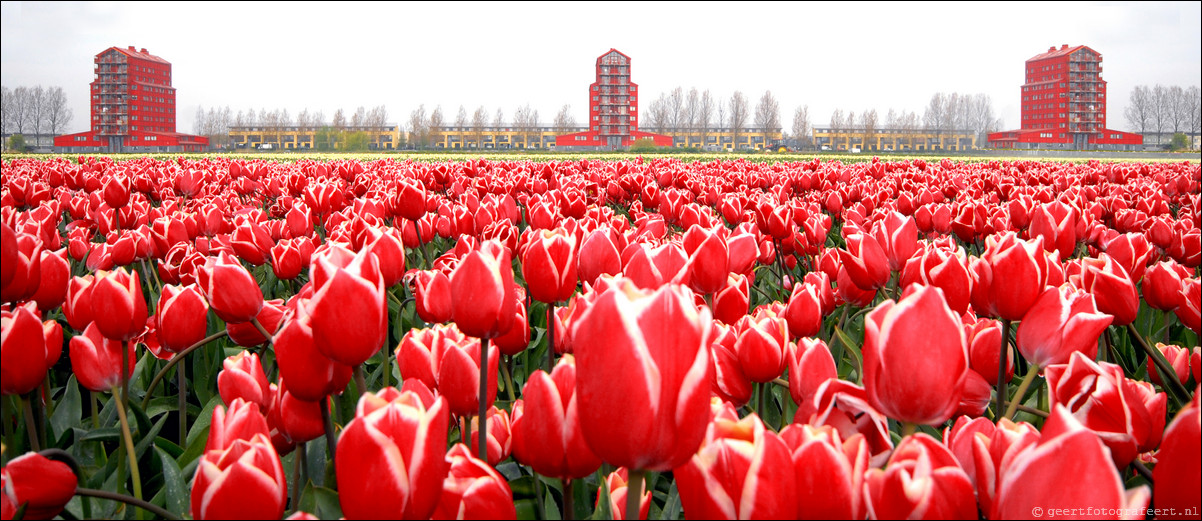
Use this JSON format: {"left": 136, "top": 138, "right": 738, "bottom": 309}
{"left": 515, "top": 499, "right": 539, "bottom": 521}
{"left": 134, "top": 414, "right": 170, "bottom": 459}
{"left": 156, "top": 447, "right": 189, "bottom": 517}
{"left": 297, "top": 484, "right": 342, "bottom": 519}
{"left": 661, "top": 480, "right": 682, "bottom": 520}
{"left": 77, "top": 427, "right": 122, "bottom": 444}
{"left": 50, "top": 376, "right": 83, "bottom": 445}
{"left": 186, "top": 394, "right": 223, "bottom": 449}
{"left": 591, "top": 477, "right": 612, "bottom": 521}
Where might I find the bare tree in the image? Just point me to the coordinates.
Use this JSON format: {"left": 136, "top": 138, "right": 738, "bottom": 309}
{"left": 1151, "top": 84, "right": 1169, "bottom": 135}
{"left": 754, "top": 90, "right": 780, "bottom": 148}
{"left": 901, "top": 110, "right": 920, "bottom": 150}
{"left": 1186, "top": 85, "right": 1201, "bottom": 136}
{"left": 45, "top": 86, "right": 72, "bottom": 134}
{"left": 646, "top": 92, "right": 668, "bottom": 134}
{"left": 924, "top": 93, "right": 947, "bottom": 136}
{"left": 729, "top": 91, "right": 749, "bottom": 150}
{"left": 428, "top": 105, "right": 444, "bottom": 148}
{"left": 7, "top": 87, "right": 31, "bottom": 134}
{"left": 967, "top": 93, "right": 995, "bottom": 144}
{"left": 554, "top": 104, "right": 576, "bottom": 134}
{"left": 829, "top": 108, "right": 844, "bottom": 150}
{"left": 368, "top": 105, "right": 389, "bottom": 127}
{"left": 27, "top": 86, "right": 46, "bottom": 136}
{"left": 454, "top": 105, "right": 468, "bottom": 129}
{"left": 408, "top": 105, "right": 427, "bottom": 149}
{"left": 791, "top": 105, "right": 810, "bottom": 149}
{"left": 667, "top": 86, "right": 684, "bottom": 134}
{"left": 493, "top": 107, "right": 505, "bottom": 148}
{"left": 698, "top": 89, "right": 714, "bottom": 147}
{"left": 332, "top": 108, "right": 346, "bottom": 130}
{"left": 1166, "top": 85, "right": 1185, "bottom": 134}
{"left": 684, "top": 88, "right": 700, "bottom": 133}
{"left": 885, "top": 108, "right": 898, "bottom": 128}
{"left": 862, "top": 109, "right": 878, "bottom": 151}
{"left": 472, "top": 106, "right": 487, "bottom": 149}
{"left": 1124, "top": 85, "right": 1152, "bottom": 134}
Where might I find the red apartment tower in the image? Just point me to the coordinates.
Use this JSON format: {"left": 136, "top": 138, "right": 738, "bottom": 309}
{"left": 988, "top": 44, "right": 1142, "bottom": 149}
{"left": 555, "top": 49, "right": 671, "bottom": 149}
{"left": 54, "top": 46, "right": 208, "bottom": 152}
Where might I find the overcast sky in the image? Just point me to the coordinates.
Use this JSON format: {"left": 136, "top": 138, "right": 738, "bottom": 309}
{"left": 3, "top": 1, "right": 1199, "bottom": 136}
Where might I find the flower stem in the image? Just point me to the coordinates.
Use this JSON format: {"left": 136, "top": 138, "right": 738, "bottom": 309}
{"left": 626, "top": 469, "right": 644, "bottom": 521}
{"left": 290, "top": 442, "right": 305, "bottom": 514}
{"left": 75, "top": 487, "right": 180, "bottom": 520}
{"left": 353, "top": 365, "right": 367, "bottom": 397}
{"left": 478, "top": 337, "right": 490, "bottom": 463}
{"left": 1003, "top": 364, "right": 1040, "bottom": 420}
{"left": 141, "top": 331, "right": 228, "bottom": 410}
{"left": 178, "top": 356, "right": 187, "bottom": 447}
{"left": 995, "top": 319, "right": 1011, "bottom": 422}
{"left": 901, "top": 421, "right": 917, "bottom": 438}
{"left": 1126, "top": 323, "right": 1188, "bottom": 408}
{"left": 251, "top": 316, "right": 275, "bottom": 344}
{"left": 113, "top": 387, "right": 144, "bottom": 521}
{"left": 546, "top": 303, "right": 556, "bottom": 373}
{"left": 22, "top": 393, "right": 40, "bottom": 452}
{"left": 502, "top": 356, "right": 516, "bottom": 403}
{"left": 562, "top": 478, "right": 574, "bottom": 521}
{"left": 320, "top": 398, "right": 337, "bottom": 475}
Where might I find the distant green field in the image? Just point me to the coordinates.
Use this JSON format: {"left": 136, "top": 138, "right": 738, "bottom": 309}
{"left": 3, "top": 150, "right": 1198, "bottom": 164}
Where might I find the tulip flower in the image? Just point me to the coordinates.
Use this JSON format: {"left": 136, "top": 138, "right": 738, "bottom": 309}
{"left": 992, "top": 405, "right": 1150, "bottom": 520}
{"left": 190, "top": 432, "right": 287, "bottom": 520}
{"left": 199, "top": 251, "right": 264, "bottom": 324}
{"left": 942, "top": 416, "right": 1041, "bottom": 516}
{"left": 863, "top": 284, "right": 968, "bottom": 426}
{"left": 1029, "top": 201, "right": 1082, "bottom": 260}
{"left": 230, "top": 219, "right": 274, "bottom": 266}
{"left": 1, "top": 223, "right": 17, "bottom": 291}
{"left": 30, "top": 248, "right": 69, "bottom": 312}
{"left": 1104, "top": 232, "right": 1156, "bottom": 282}
{"left": 787, "top": 338, "right": 837, "bottom": 411}
{"left": 782, "top": 278, "right": 825, "bottom": 339}
{"left": 572, "top": 279, "right": 713, "bottom": 472}
{"left": 711, "top": 273, "right": 750, "bottom": 325}
{"left": 675, "top": 407, "right": 797, "bottom": 520}
{"left": 779, "top": 424, "right": 869, "bottom": 520}
{"left": 89, "top": 267, "right": 148, "bottom": 342}
{"left": 837, "top": 232, "right": 890, "bottom": 291}
{"left": 273, "top": 302, "right": 353, "bottom": 402}
{"left": 218, "top": 351, "right": 272, "bottom": 410}
{"left": 1015, "top": 284, "right": 1112, "bottom": 370}
{"left": 870, "top": 211, "right": 918, "bottom": 272}
{"left": 1176, "top": 278, "right": 1201, "bottom": 336}
{"left": 226, "top": 299, "right": 285, "bottom": 348}
{"left": 863, "top": 433, "right": 977, "bottom": 520}
{"left": 308, "top": 244, "right": 387, "bottom": 367}
{"left": 511, "top": 355, "right": 603, "bottom": 479}
{"left": 450, "top": 240, "right": 516, "bottom": 339}
{"left": 521, "top": 228, "right": 579, "bottom": 304}
{"left": 1077, "top": 253, "right": 1139, "bottom": 326}
{"left": 734, "top": 311, "right": 789, "bottom": 383}
{"left": 1, "top": 306, "right": 51, "bottom": 396}
{"left": 577, "top": 226, "right": 625, "bottom": 287}
{"left": 155, "top": 283, "right": 210, "bottom": 354}
{"left": 412, "top": 269, "right": 453, "bottom": 324}
{"left": 364, "top": 225, "right": 407, "bottom": 288}
{"left": 467, "top": 406, "right": 513, "bottom": 467}
{"left": 69, "top": 322, "right": 137, "bottom": 393}
{"left": 336, "top": 387, "right": 450, "bottom": 520}
{"left": 269, "top": 237, "right": 314, "bottom": 281}
{"left": 597, "top": 468, "right": 651, "bottom": 521}
{"left": 431, "top": 444, "right": 518, "bottom": 520}
{"left": 900, "top": 243, "right": 973, "bottom": 316}
{"left": 278, "top": 385, "right": 327, "bottom": 444}
{"left": 1045, "top": 352, "right": 1167, "bottom": 469}
{"left": 1152, "top": 400, "right": 1200, "bottom": 520}
{"left": 1, "top": 451, "right": 78, "bottom": 520}
{"left": 681, "top": 225, "right": 730, "bottom": 296}
{"left": 623, "top": 241, "right": 688, "bottom": 291}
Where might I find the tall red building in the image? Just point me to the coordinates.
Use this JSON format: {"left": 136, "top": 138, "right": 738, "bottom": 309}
{"left": 555, "top": 49, "right": 671, "bottom": 150}
{"left": 989, "top": 44, "right": 1141, "bottom": 150}
{"left": 55, "top": 46, "right": 208, "bottom": 152}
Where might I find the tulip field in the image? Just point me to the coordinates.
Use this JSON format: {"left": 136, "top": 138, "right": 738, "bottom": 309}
{"left": 2, "top": 154, "right": 1201, "bottom": 520}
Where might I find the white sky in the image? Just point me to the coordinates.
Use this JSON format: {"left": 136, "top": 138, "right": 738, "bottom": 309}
{"left": 2, "top": 1, "right": 1199, "bottom": 135}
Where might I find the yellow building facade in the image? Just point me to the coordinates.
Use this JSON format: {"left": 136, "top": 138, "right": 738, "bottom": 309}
{"left": 812, "top": 127, "right": 978, "bottom": 152}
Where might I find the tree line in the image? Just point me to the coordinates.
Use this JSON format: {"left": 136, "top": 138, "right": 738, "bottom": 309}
{"left": 194, "top": 105, "right": 390, "bottom": 150}
{"left": 1124, "top": 84, "right": 1201, "bottom": 138}
{"left": 406, "top": 103, "right": 580, "bottom": 149}
{"left": 642, "top": 88, "right": 782, "bottom": 148}
{"left": 1, "top": 85, "right": 74, "bottom": 137}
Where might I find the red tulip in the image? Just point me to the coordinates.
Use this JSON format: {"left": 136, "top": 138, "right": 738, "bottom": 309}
{"left": 450, "top": 240, "right": 516, "bottom": 339}
{"left": 431, "top": 443, "right": 517, "bottom": 520}
{"left": 1045, "top": 351, "right": 1167, "bottom": 469}
{"left": 364, "top": 225, "right": 406, "bottom": 288}
{"left": 273, "top": 302, "right": 353, "bottom": 402}
{"left": 1152, "top": 399, "right": 1200, "bottom": 520}
{"left": 1175, "top": 278, "right": 1201, "bottom": 336}
{"left": 1029, "top": 200, "right": 1081, "bottom": 260}
{"left": 970, "top": 232, "right": 1049, "bottom": 321}
{"left": 467, "top": 405, "right": 513, "bottom": 467}
{"left": 779, "top": 424, "right": 869, "bottom": 520}
{"left": 863, "top": 284, "right": 968, "bottom": 426}
{"left": 218, "top": 351, "right": 271, "bottom": 410}
{"left": 336, "top": 387, "right": 450, "bottom": 520}
{"left": 278, "top": 385, "right": 327, "bottom": 444}
{"left": 711, "top": 273, "right": 749, "bottom": 325}
{"left": 63, "top": 275, "right": 95, "bottom": 331}
{"left": 230, "top": 219, "right": 274, "bottom": 266}
{"left": 572, "top": 279, "right": 712, "bottom": 471}
{"left": 871, "top": 211, "right": 918, "bottom": 272}
{"left": 597, "top": 468, "right": 651, "bottom": 521}
{"left": 226, "top": 299, "right": 284, "bottom": 347}
{"left": 782, "top": 278, "right": 825, "bottom": 339}
{"left": 1, "top": 223, "right": 17, "bottom": 291}
{"left": 199, "top": 252, "right": 264, "bottom": 324}
{"left": 308, "top": 244, "right": 387, "bottom": 367}
{"left": 675, "top": 406, "right": 797, "bottom": 520}
{"left": 396, "top": 177, "right": 428, "bottom": 222}
{"left": 577, "top": 226, "right": 624, "bottom": 287}
{"left": 69, "top": 322, "right": 136, "bottom": 392}
{"left": 155, "top": 283, "right": 209, "bottom": 354}
{"left": 102, "top": 174, "right": 130, "bottom": 209}
{"left": 88, "top": 268, "right": 148, "bottom": 342}
{"left": 190, "top": 432, "right": 286, "bottom": 520}
{"left": 942, "top": 416, "right": 1041, "bottom": 516}
{"left": 1142, "top": 261, "right": 1188, "bottom": 311}
{"left": 900, "top": 242, "right": 973, "bottom": 316}
{"left": 708, "top": 322, "right": 752, "bottom": 407}
{"left": 1015, "top": 285, "right": 1113, "bottom": 370}
{"left": 1, "top": 306, "right": 50, "bottom": 396}
{"left": 964, "top": 315, "right": 1014, "bottom": 387}
{"left": 411, "top": 269, "right": 452, "bottom": 322}
{"left": 30, "top": 248, "right": 69, "bottom": 312}
{"left": 835, "top": 265, "right": 876, "bottom": 308}
{"left": 510, "top": 355, "right": 603, "bottom": 479}
{"left": 992, "top": 405, "right": 1150, "bottom": 520}
{"left": 1148, "top": 343, "right": 1191, "bottom": 389}
{"left": 681, "top": 225, "right": 730, "bottom": 296}
{"left": 521, "top": 228, "right": 579, "bottom": 304}
{"left": 862, "top": 433, "right": 977, "bottom": 520}
{"left": 787, "top": 338, "right": 837, "bottom": 412}
{"left": 838, "top": 232, "right": 890, "bottom": 291}
{"left": 269, "top": 238, "right": 313, "bottom": 281}
{"left": 623, "top": 241, "right": 687, "bottom": 291}
{"left": 1077, "top": 253, "right": 1139, "bottom": 326}
{"left": 0, "top": 451, "right": 78, "bottom": 520}
{"left": 205, "top": 398, "right": 271, "bottom": 453}
{"left": 1103, "top": 232, "right": 1156, "bottom": 282}
{"left": 734, "top": 310, "right": 789, "bottom": 383}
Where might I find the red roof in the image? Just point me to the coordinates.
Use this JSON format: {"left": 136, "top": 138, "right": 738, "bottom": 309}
{"left": 98, "top": 46, "right": 170, "bottom": 65}
{"left": 1027, "top": 44, "right": 1097, "bottom": 62}
{"left": 596, "top": 48, "right": 631, "bottom": 64}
